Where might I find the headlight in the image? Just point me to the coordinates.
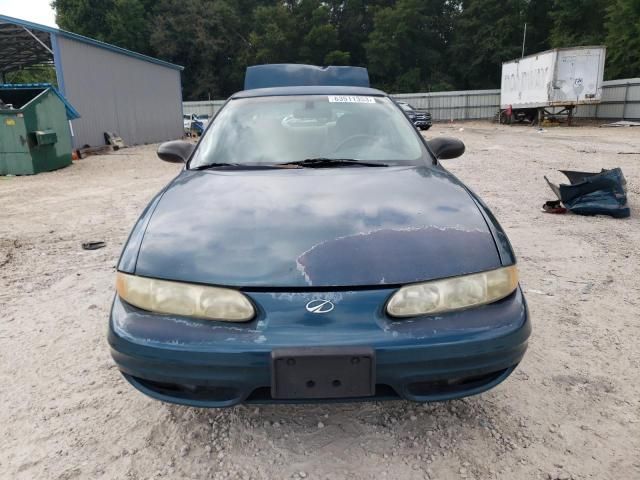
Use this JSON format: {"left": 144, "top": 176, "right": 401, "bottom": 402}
{"left": 116, "top": 272, "right": 255, "bottom": 322}
{"left": 386, "top": 266, "right": 519, "bottom": 318}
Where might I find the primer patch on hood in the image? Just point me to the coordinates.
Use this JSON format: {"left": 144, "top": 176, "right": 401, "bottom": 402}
{"left": 296, "top": 226, "right": 497, "bottom": 286}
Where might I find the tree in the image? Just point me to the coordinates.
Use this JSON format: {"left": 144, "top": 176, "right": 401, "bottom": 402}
{"left": 52, "top": 0, "right": 154, "bottom": 55}
{"left": 297, "top": 2, "right": 345, "bottom": 65}
{"left": 244, "top": 3, "right": 300, "bottom": 65}
{"left": 327, "top": 0, "right": 378, "bottom": 67}
{"left": 242, "top": 1, "right": 351, "bottom": 70}
{"left": 3, "top": 66, "right": 58, "bottom": 85}
{"left": 51, "top": 0, "right": 638, "bottom": 98}
{"left": 549, "top": 0, "right": 611, "bottom": 47}
{"left": 523, "top": 0, "right": 553, "bottom": 55}
{"left": 105, "top": 0, "right": 154, "bottom": 55}
{"left": 52, "top": 0, "right": 115, "bottom": 41}
{"left": 366, "top": 0, "right": 459, "bottom": 92}
{"left": 605, "top": 0, "right": 640, "bottom": 79}
{"left": 450, "top": 0, "right": 526, "bottom": 90}
{"left": 150, "top": 0, "right": 250, "bottom": 99}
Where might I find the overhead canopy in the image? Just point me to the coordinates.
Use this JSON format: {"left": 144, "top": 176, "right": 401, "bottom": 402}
{"left": 0, "top": 14, "right": 184, "bottom": 148}
{"left": 0, "top": 17, "right": 53, "bottom": 73}
{"left": 0, "top": 83, "right": 81, "bottom": 120}
{"left": 0, "top": 14, "right": 183, "bottom": 77}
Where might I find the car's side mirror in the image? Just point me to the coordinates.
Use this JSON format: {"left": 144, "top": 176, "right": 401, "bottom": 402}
{"left": 427, "top": 137, "right": 465, "bottom": 160}
{"left": 157, "top": 140, "right": 195, "bottom": 163}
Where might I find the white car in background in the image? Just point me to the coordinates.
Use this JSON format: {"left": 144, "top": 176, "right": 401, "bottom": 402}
{"left": 183, "top": 113, "right": 208, "bottom": 136}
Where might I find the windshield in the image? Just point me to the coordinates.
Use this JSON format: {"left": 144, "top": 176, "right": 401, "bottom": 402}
{"left": 189, "top": 95, "right": 425, "bottom": 168}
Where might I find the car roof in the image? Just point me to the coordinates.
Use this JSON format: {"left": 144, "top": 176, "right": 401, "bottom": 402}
{"left": 230, "top": 85, "right": 388, "bottom": 99}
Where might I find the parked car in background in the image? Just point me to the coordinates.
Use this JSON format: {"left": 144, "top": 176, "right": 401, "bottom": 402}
{"left": 196, "top": 114, "right": 210, "bottom": 129}
{"left": 183, "top": 113, "right": 205, "bottom": 136}
{"left": 110, "top": 64, "right": 529, "bottom": 408}
{"left": 397, "top": 101, "right": 432, "bottom": 130}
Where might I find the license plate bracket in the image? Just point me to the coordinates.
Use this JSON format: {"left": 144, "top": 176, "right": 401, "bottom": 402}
{"left": 271, "top": 347, "right": 375, "bottom": 400}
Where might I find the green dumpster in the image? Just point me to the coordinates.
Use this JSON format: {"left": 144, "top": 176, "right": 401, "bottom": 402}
{"left": 0, "top": 83, "right": 80, "bottom": 175}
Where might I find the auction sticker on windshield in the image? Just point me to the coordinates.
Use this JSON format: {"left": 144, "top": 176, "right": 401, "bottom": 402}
{"left": 328, "top": 96, "right": 376, "bottom": 103}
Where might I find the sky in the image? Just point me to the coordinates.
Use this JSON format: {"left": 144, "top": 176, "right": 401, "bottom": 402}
{"left": 0, "top": 0, "right": 57, "bottom": 27}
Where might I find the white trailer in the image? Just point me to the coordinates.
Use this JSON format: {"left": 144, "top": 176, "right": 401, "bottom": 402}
{"left": 500, "top": 46, "right": 606, "bottom": 124}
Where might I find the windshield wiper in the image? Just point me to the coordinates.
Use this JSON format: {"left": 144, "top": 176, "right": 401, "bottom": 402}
{"left": 192, "top": 162, "right": 285, "bottom": 170}
{"left": 191, "top": 162, "right": 242, "bottom": 170}
{"left": 275, "top": 158, "right": 387, "bottom": 168}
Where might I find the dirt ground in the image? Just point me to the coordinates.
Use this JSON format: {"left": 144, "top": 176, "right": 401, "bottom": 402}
{"left": 1, "top": 122, "right": 639, "bottom": 480}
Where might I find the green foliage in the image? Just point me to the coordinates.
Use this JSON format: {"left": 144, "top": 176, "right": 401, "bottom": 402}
{"left": 605, "top": 0, "right": 640, "bottom": 79}
{"left": 52, "top": 0, "right": 115, "bottom": 40}
{"left": 366, "top": 0, "right": 458, "bottom": 91}
{"left": 549, "top": 0, "right": 610, "bottom": 47}
{"left": 51, "top": 0, "right": 636, "bottom": 99}
{"left": 450, "top": 0, "right": 560, "bottom": 90}
{"left": 3, "top": 66, "right": 58, "bottom": 85}
{"left": 247, "top": 4, "right": 299, "bottom": 65}
{"left": 105, "top": 0, "right": 153, "bottom": 55}
{"left": 523, "top": 0, "right": 553, "bottom": 54}
{"left": 324, "top": 50, "right": 351, "bottom": 65}
{"left": 302, "top": 24, "right": 340, "bottom": 65}
{"left": 52, "top": 0, "right": 154, "bottom": 55}
{"left": 451, "top": 0, "right": 527, "bottom": 89}
{"left": 150, "top": 0, "right": 251, "bottom": 99}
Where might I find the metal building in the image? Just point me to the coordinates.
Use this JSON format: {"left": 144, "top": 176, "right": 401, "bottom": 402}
{"left": 0, "top": 14, "right": 184, "bottom": 148}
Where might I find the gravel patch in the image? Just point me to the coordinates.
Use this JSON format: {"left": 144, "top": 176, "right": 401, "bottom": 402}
{"left": 1, "top": 123, "right": 639, "bottom": 479}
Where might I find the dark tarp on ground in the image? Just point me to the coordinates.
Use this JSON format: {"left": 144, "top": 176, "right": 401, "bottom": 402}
{"left": 545, "top": 168, "right": 630, "bottom": 218}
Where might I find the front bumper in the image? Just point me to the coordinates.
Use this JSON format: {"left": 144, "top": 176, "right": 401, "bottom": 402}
{"left": 109, "top": 287, "right": 530, "bottom": 407}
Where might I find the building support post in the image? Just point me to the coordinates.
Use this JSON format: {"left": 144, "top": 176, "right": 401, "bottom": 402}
{"left": 464, "top": 94, "right": 469, "bottom": 120}
{"left": 622, "top": 82, "right": 630, "bottom": 120}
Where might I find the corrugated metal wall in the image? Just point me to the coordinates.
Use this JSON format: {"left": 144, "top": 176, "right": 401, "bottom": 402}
{"left": 184, "top": 78, "right": 640, "bottom": 122}
{"left": 393, "top": 79, "right": 640, "bottom": 121}
{"left": 182, "top": 100, "right": 226, "bottom": 118}
{"left": 393, "top": 89, "right": 501, "bottom": 121}
{"left": 56, "top": 35, "right": 183, "bottom": 147}
{"left": 572, "top": 78, "right": 640, "bottom": 120}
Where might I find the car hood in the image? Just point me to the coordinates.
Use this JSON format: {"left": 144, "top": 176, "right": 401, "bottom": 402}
{"left": 134, "top": 166, "right": 501, "bottom": 287}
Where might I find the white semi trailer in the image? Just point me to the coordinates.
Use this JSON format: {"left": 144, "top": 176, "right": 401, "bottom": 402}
{"left": 500, "top": 46, "right": 606, "bottom": 124}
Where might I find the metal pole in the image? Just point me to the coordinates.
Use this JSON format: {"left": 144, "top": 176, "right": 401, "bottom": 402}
{"left": 521, "top": 23, "right": 527, "bottom": 58}
{"left": 21, "top": 26, "right": 54, "bottom": 55}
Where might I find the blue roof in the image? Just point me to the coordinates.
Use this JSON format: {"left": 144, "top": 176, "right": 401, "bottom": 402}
{"left": 0, "top": 14, "right": 183, "bottom": 71}
{"left": 0, "top": 83, "right": 81, "bottom": 120}
{"left": 231, "top": 85, "right": 387, "bottom": 99}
